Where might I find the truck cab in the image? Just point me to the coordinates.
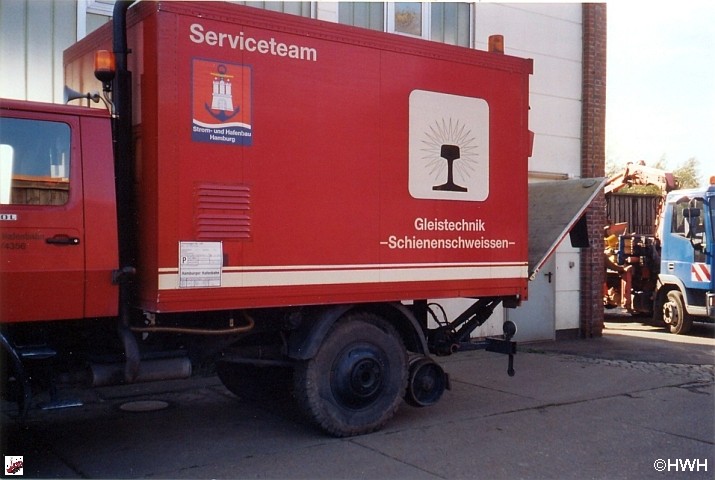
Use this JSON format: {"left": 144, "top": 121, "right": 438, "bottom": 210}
{"left": 656, "top": 182, "right": 715, "bottom": 333}
{"left": 0, "top": 99, "right": 118, "bottom": 323}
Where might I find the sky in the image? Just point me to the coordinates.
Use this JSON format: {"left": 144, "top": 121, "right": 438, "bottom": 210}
{"left": 606, "top": 0, "right": 715, "bottom": 185}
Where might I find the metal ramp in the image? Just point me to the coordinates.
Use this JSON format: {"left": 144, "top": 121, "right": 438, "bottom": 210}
{"left": 528, "top": 177, "right": 606, "bottom": 280}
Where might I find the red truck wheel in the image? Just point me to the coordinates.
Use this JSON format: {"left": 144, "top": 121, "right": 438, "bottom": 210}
{"left": 293, "top": 313, "right": 407, "bottom": 437}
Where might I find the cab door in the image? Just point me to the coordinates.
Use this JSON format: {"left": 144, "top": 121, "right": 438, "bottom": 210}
{"left": 0, "top": 110, "right": 85, "bottom": 322}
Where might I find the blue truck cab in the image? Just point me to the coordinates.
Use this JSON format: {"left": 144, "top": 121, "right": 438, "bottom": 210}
{"left": 656, "top": 181, "right": 715, "bottom": 333}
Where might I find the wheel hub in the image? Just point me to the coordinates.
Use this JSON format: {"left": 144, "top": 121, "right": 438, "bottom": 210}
{"left": 351, "top": 359, "right": 381, "bottom": 394}
{"left": 663, "top": 302, "right": 679, "bottom": 325}
{"left": 332, "top": 346, "right": 385, "bottom": 409}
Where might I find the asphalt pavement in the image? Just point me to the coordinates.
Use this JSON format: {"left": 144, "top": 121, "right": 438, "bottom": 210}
{"left": 1, "top": 313, "right": 713, "bottom": 479}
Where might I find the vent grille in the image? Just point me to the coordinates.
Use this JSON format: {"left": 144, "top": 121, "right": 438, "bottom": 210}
{"left": 194, "top": 183, "right": 251, "bottom": 240}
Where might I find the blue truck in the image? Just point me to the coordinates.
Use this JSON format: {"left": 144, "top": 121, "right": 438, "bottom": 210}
{"left": 654, "top": 181, "right": 715, "bottom": 333}
{"left": 609, "top": 174, "right": 715, "bottom": 334}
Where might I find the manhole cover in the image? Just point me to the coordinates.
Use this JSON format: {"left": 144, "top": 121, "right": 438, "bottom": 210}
{"left": 119, "top": 400, "right": 170, "bottom": 412}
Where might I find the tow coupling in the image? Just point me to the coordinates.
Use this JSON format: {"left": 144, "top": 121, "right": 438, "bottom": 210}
{"left": 485, "top": 320, "right": 518, "bottom": 376}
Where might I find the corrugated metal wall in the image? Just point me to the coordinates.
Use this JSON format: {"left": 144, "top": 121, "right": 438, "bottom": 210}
{"left": 0, "top": 0, "right": 77, "bottom": 103}
{"left": 0, "top": 1, "right": 312, "bottom": 104}
{"left": 606, "top": 194, "right": 661, "bottom": 235}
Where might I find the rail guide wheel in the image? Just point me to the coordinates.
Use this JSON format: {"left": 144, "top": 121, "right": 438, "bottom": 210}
{"left": 404, "top": 355, "right": 449, "bottom": 408}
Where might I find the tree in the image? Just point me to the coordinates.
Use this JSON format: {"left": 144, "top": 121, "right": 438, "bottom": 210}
{"left": 653, "top": 155, "right": 668, "bottom": 171}
{"left": 672, "top": 157, "right": 700, "bottom": 189}
{"left": 605, "top": 156, "right": 621, "bottom": 179}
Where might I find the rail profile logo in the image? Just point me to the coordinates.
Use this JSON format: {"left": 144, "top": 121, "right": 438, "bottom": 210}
{"left": 5, "top": 456, "right": 23, "bottom": 476}
{"left": 192, "top": 59, "right": 252, "bottom": 146}
{"left": 409, "top": 90, "right": 489, "bottom": 201}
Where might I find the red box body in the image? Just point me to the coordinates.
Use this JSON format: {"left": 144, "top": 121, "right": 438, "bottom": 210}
{"left": 65, "top": 2, "right": 532, "bottom": 314}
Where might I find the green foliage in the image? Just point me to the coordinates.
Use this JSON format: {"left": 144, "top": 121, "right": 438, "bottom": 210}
{"left": 616, "top": 184, "right": 663, "bottom": 195}
{"left": 605, "top": 157, "right": 621, "bottom": 179}
{"left": 672, "top": 157, "right": 700, "bottom": 189}
{"left": 653, "top": 155, "right": 668, "bottom": 170}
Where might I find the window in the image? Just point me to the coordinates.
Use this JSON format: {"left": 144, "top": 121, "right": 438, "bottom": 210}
{"left": 430, "top": 2, "right": 471, "bottom": 47}
{"left": 670, "top": 196, "right": 709, "bottom": 261}
{"left": 671, "top": 198, "right": 705, "bottom": 239}
{"left": 79, "top": 0, "right": 312, "bottom": 17}
{"left": 340, "top": 2, "right": 472, "bottom": 48}
{"left": 0, "top": 118, "right": 71, "bottom": 205}
{"left": 77, "top": 1, "right": 313, "bottom": 39}
{"left": 236, "top": 2, "right": 312, "bottom": 17}
{"left": 339, "top": 2, "right": 385, "bottom": 31}
{"left": 388, "top": 2, "right": 426, "bottom": 38}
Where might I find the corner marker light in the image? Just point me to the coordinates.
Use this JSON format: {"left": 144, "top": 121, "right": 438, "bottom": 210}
{"left": 489, "top": 35, "right": 504, "bottom": 54}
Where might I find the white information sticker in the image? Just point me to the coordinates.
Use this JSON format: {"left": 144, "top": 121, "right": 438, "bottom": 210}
{"left": 178, "top": 241, "right": 223, "bottom": 288}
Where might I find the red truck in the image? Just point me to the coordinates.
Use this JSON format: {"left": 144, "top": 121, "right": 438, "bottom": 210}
{"left": 0, "top": 1, "right": 600, "bottom": 436}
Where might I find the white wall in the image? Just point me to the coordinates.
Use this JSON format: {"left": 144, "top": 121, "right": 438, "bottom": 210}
{"left": 0, "top": 0, "right": 78, "bottom": 103}
{"left": 472, "top": 3, "right": 583, "bottom": 179}
{"left": 316, "top": 1, "right": 339, "bottom": 23}
{"left": 437, "top": 3, "right": 584, "bottom": 336}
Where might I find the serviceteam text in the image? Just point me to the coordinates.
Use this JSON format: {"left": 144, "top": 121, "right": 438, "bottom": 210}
{"left": 189, "top": 23, "right": 318, "bottom": 62}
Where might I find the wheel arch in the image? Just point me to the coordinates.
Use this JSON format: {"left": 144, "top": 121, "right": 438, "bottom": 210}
{"left": 653, "top": 282, "right": 677, "bottom": 324}
{"left": 287, "top": 302, "right": 428, "bottom": 361}
{"left": 656, "top": 274, "right": 694, "bottom": 313}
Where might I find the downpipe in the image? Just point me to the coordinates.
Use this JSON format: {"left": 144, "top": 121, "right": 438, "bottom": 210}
{"left": 112, "top": 0, "right": 140, "bottom": 383}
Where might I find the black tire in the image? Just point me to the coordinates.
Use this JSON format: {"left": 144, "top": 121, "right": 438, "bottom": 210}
{"left": 663, "top": 290, "right": 693, "bottom": 335}
{"left": 293, "top": 313, "right": 408, "bottom": 437}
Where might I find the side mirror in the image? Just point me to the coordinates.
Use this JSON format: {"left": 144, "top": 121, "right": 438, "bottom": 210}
{"left": 682, "top": 207, "right": 701, "bottom": 219}
{"left": 683, "top": 207, "right": 705, "bottom": 251}
{"left": 683, "top": 208, "right": 701, "bottom": 238}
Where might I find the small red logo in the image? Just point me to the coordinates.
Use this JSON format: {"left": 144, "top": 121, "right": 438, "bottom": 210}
{"left": 5, "top": 456, "right": 23, "bottom": 475}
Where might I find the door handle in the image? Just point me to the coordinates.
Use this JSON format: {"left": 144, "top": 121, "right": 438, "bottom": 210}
{"left": 46, "top": 234, "right": 80, "bottom": 246}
